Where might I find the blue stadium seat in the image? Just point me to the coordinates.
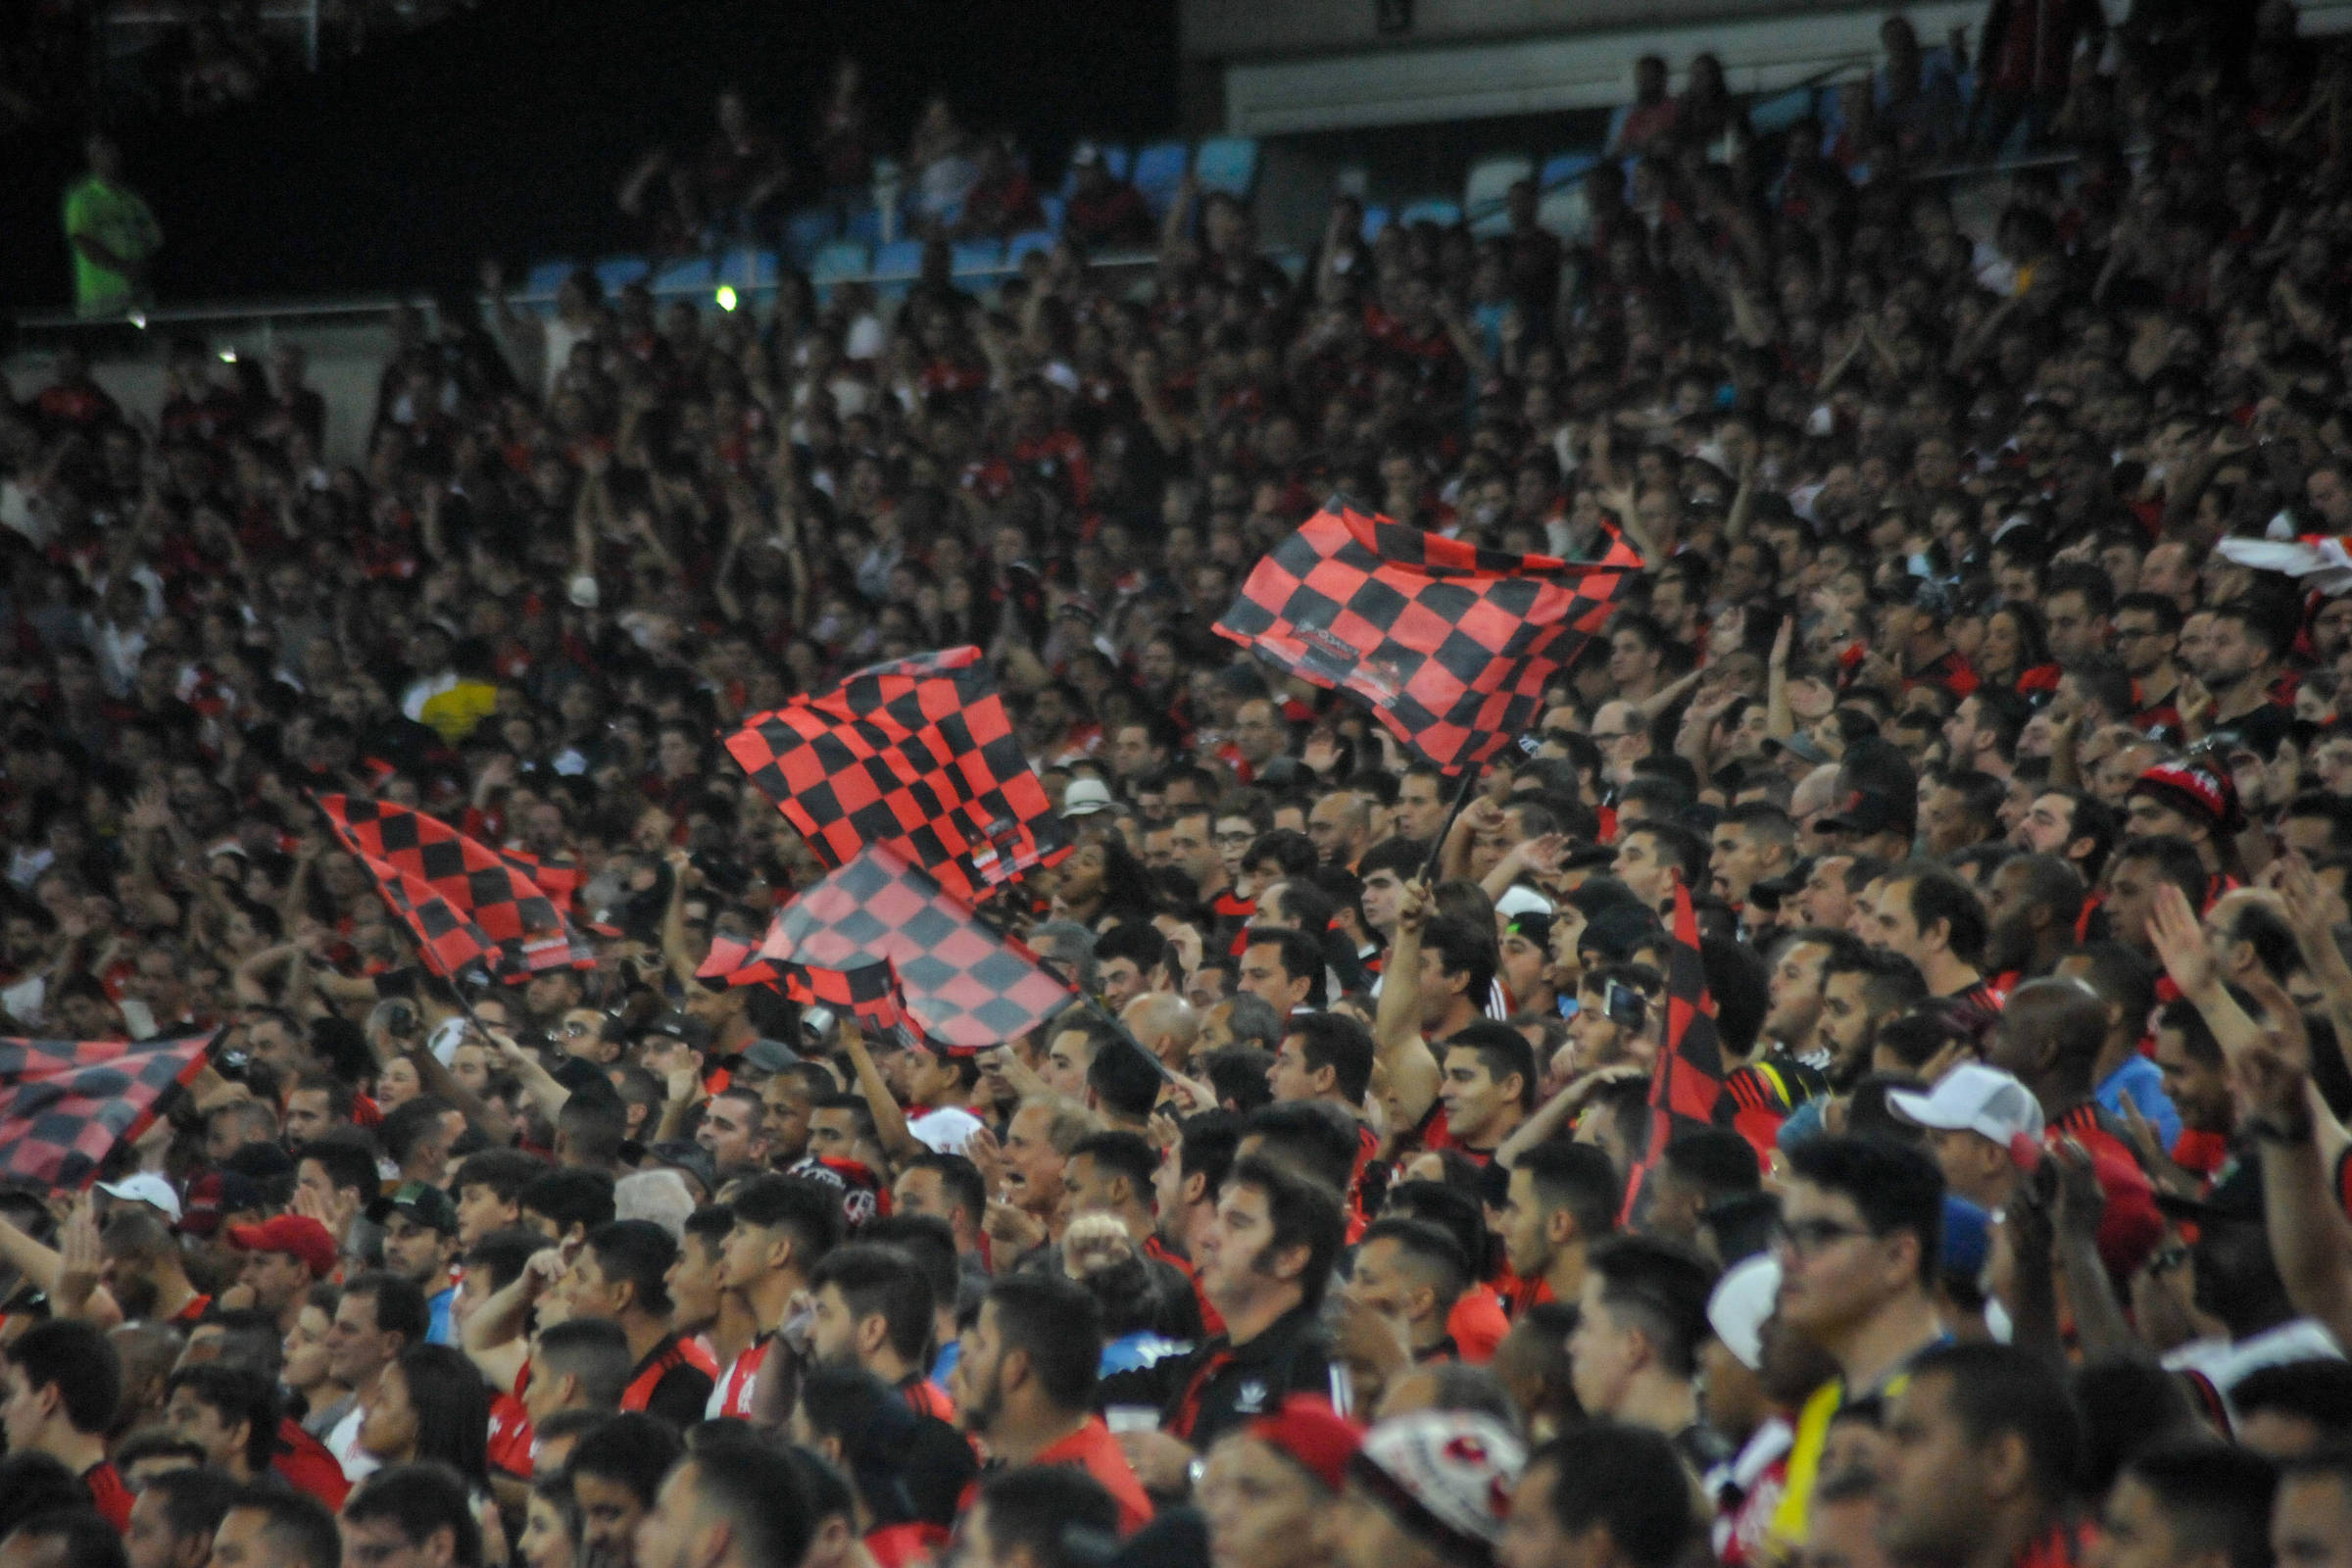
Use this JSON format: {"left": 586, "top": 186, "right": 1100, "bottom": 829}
{"left": 871, "top": 239, "right": 925, "bottom": 279}
{"left": 524, "top": 260, "right": 573, "bottom": 294}
{"left": 1749, "top": 86, "right": 1818, "bottom": 137}
{"left": 846, "top": 204, "right": 887, "bottom": 246}
{"left": 1040, "top": 194, "right": 1065, "bottom": 232}
{"left": 1361, "top": 205, "right": 1392, "bottom": 240}
{"left": 810, "top": 241, "right": 870, "bottom": 284}
{"left": 652, "top": 256, "right": 714, "bottom": 292}
{"left": 1131, "top": 140, "right": 1190, "bottom": 216}
{"left": 784, "top": 208, "right": 838, "bottom": 264}
{"left": 719, "top": 247, "right": 779, "bottom": 290}
{"left": 593, "top": 255, "right": 650, "bottom": 291}
{"left": 1006, "top": 229, "right": 1056, "bottom": 265}
{"left": 1194, "top": 136, "right": 1260, "bottom": 198}
{"left": 1540, "top": 151, "right": 1601, "bottom": 191}
{"left": 1103, "top": 144, "right": 1132, "bottom": 182}
{"left": 1397, "top": 198, "right": 1462, "bottom": 228}
{"left": 952, "top": 239, "right": 1004, "bottom": 273}
{"left": 1463, "top": 154, "right": 1534, "bottom": 236}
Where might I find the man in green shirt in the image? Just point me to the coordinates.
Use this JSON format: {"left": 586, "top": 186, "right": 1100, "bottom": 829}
{"left": 63, "top": 133, "right": 161, "bottom": 317}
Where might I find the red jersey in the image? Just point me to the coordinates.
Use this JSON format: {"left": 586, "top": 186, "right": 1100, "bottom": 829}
{"left": 84, "top": 1462, "right": 133, "bottom": 1530}
{"left": 1034, "top": 1418, "right": 1156, "bottom": 1535}
{"left": 273, "top": 1416, "right": 353, "bottom": 1508}
{"left": 1446, "top": 1288, "right": 1509, "bottom": 1364}
{"left": 711, "top": 1335, "right": 773, "bottom": 1420}
{"left": 865, "top": 1523, "right": 951, "bottom": 1568}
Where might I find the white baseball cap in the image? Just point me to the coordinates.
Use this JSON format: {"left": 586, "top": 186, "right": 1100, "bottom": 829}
{"left": 1495, "top": 884, "right": 1555, "bottom": 918}
{"left": 1707, "top": 1254, "right": 1781, "bottom": 1371}
{"left": 1061, "top": 778, "right": 1115, "bottom": 817}
{"left": 1887, "top": 1063, "right": 2043, "bottom": 1147}
{"left": 96, "top": 1173, "right": 182, "bottom": 1224}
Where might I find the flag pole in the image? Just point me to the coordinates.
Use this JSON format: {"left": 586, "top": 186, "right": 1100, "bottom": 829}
{"left": 1417, "top": 764, "right": 1486, "bottom": 885}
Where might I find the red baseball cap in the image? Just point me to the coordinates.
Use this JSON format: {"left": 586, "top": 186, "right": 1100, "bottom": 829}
{"left": 226, "top": 1215, "right": 337, "bottom": 1278}
{"left": 1249, "top": 1396, "right": 1364, "bottom": 1494}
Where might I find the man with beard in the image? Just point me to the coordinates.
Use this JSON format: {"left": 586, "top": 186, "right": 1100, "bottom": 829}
{"left": 2009, "top": 790, "right": 2117, "bottom": 887}
{"left": 1812, "top": 950, "right": 1928, "bottom": 1090}
{"left": 1759, "top": 929, "right": 1863, "bottom": 1057}
{"left": 1119, "top": 1156, "right": 1346, "bottom": 1496}
{"left": 805, "top": 1244, "right": 950, "bottom": 1421}
{"left": 1980, "top": 855, "right": 2085, "bottom": 987}
{"left": 951, "top": 1274, "right": 1154, "bottom": 1534}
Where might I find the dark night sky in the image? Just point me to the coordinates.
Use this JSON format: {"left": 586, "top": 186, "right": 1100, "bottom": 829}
{"left": 2, "top": 0, "right": 1180, "bottom": 310}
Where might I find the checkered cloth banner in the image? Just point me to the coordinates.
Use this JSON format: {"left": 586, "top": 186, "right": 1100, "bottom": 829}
{"left": 359, "top": 847, "right": 505, "bottom": 978}
{"left": 1215, "top": 505, "right": 1641, "bottom": 771}
{"left": 314, "top": 795, "right": 589, "bottom": 977}
{"left": 0, "top": 1029, "right": 217, "bottom": 1186}
{"left": 697, "top": 933, "right": 780, "bottom": 990}
{"left": 1618, "top": 874, "right": 1740, "bottom": 1225}
{"left": 722, "top": 647, "right": 1070, "bottom": 905}
{"left": 756, "top": 844, "right": 1074, "bottom": 1049}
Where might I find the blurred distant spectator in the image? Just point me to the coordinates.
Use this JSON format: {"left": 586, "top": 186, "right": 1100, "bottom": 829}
{"left": 957, "top": 137, "right": 1046, "bottom": 240}
{"left": 812, "top": 58, "right": 875, "bottom": 201}
{"left": 1061, "top": 143, "right": 1152, "bottom": 250}
{"left": 63, "top": 133, "right": 162, "bottom": 317}
{"left": 172, "top": 13, "right": 265, "bottom": 115}
{"left": 1875, "top": 15, "right": 1968, "bottom": 160}
{"left": 907, "top": 96, "right": 982, "bottom": 231}
{"left": 617, "top": 87, "right": 790, "bottom": 253}
{"left": 1974, "top": 0, "right": 2108, "bottom": 155}
{"left": 1608, "top": 55, "right": 1680, "bottom": 156}
{"left": 1675, "top": 53, "right": 1748, "bottom": 150}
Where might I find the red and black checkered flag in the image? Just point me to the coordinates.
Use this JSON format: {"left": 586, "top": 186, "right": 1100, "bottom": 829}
{"left": 1215, "top": 505, "right": 1640, "bottom": 771}
{"left": 756, "top": 843, "right": 1074, "bottom": 1049}
{"left": 314, "top": 795, "right": 590, "bottom": 978}
{"left": 0, "top": 1029, "right": 216, "bottom": 1186}
{"left": 697, "top": 933, "right": 780, "bottom": 991}
{"left": 1618, "top": 874, "right": 1741, "bottom": 1225}
{"left": 723, "top": 648, "right": 1069, "bottom": 905}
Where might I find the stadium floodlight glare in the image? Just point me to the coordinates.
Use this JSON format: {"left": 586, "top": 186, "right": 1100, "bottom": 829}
{"left": 128, "top": 311, "right": 147, "bottom": 328}
{"left": 714, "top": 284, "right": 739, "bottom": 312}
{"left": 219, "top": 349, "right": 238, "bottom": 363}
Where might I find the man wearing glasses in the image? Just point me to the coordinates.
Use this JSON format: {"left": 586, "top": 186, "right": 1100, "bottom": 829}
{"left": 2114, "top": 593, "right": 2187, "bottom": 741}
{"left": 1763, "top": 1135, "right": 1950, "bottom": 1557}
{"left": 1589, "top": 701, "right": 1652, "bottom": 791}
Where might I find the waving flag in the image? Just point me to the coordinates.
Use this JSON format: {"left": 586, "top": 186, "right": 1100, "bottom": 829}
{"left": 723, "top": 648, "right": 1069, "bottom": 905}
{"left": 697, "top": 933, "right": 780, "bottom": 991}
{"left": 1618, "top": 875, "right": 1741, "bottom": 1225}
{"left": 757, "top": 844, "right": 1074, "bottom": 1049}
{"left": 314, "top": 795, "right": 590, "bottom": 978}
{"left": 0, "top": 1029, "right": 217, "bottom": 1186}
{"left": 1215, "top": 506, "right": 1640, "bottom": 771}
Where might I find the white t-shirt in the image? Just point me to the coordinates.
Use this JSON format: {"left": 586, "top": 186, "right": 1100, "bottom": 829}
{"left": 327, "top": 1400, "right": 383, "bottom": 1484}
{"left": 906, "top": 1105, "right": 985, "bottom": 1154}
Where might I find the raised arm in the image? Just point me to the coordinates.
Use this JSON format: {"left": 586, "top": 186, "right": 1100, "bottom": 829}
{"left": 1373, "top": 881, "right": 1444, "bottom": 1132}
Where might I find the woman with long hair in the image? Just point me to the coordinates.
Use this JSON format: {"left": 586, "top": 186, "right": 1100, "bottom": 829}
{"left": 1978, "top": 601, "right": 2059, "bottom": 697}
{"left": 358, "top": 1343, "right": 491, "bottom": 1486}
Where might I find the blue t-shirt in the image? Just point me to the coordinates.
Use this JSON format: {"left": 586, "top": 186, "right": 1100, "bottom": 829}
{"left": 426, "top": 1284, "right": 458, "bottom": 1346}
{"left": 2096, "top": 1053, "right": 2180, "bottom": 1152}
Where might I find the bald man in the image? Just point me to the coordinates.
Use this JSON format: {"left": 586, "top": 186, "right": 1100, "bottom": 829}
{"left": 1984, "top": 977, "right": 2120, "bottom": 1137}
{"left": 1308, "top": 791, "right": 1373, "bottom": 871}
{"left": 1123, "top": 992, "right": 1200, "bottom": 1072}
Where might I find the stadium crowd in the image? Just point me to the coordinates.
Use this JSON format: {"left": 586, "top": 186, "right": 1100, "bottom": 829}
{"left": 13, "top": 7, "right": 2352, "bottom": 1568}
